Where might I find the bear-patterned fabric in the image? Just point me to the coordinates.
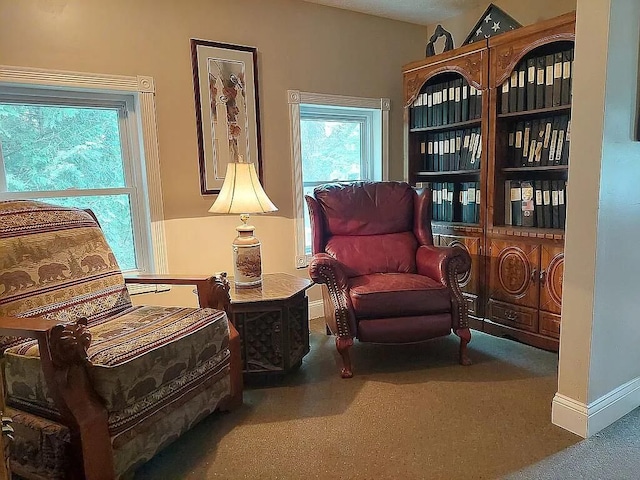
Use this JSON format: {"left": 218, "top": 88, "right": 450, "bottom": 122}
{"left": 0, "top": 200, "right": 233, "bottom": 478}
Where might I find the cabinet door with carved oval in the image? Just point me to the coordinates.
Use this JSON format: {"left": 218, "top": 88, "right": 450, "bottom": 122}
{"left": 489, "top": 239, "right": 540, "bottom": 308}
{"left": 539, "top": 245, "right": 563, "bottom": 314}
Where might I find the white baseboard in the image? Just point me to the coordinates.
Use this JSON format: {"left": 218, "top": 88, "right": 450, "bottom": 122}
{"left": 552, "top": 375, "right": 640, "bottom": 437}
{"left": 308, "top": 299, "right": 324, "bottom": 320}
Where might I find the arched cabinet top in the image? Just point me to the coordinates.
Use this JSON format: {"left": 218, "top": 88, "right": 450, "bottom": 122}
{"left": 489, "top": 11, "right": 575, "bottom": 87}
{"left": 402, "top": 43, "right": 487, "bottom": 107}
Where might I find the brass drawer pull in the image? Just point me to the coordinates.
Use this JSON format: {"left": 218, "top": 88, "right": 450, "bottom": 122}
{"left": 505, "top": 309, "right": 519, "bottom": 321}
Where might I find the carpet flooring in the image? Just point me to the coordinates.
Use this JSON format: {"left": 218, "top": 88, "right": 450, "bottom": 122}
{"left": 135, "top": 318, "right": 582, "bottom": 479}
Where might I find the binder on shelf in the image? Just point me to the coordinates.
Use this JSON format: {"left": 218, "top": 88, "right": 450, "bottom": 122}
{"left": 553, "top": 52, "right": 563, "bottom": 107}
{"left": 536, "top": 56, "right": 546, "bottom": 110}
{"left": 461, "top": 130, "right": 471, "bottom": 170}
{"left": 441, "top": 83, "right": 449, "bottom": 125}
{"left": 544, "top": 54, "right": 554, "bottom": 108}
{"left": 448, "top": 82, "right": 456, "bottom": 124}
{"left": 420, "top": 140, "right": 427, "bottom": 170}
{"left": 427, "top": 85, "right": 434, "bottom": 127}
{"left": 461, "top": 82, "right": 469, "bottom": 122}
{"left": 509, "top": 70, "right": 518, "bottom": 113}
{"left": 542, "top": 180, "right": 552, "bottom": 228}
{"left": 476, "top": 89, "right": 483, "bottom": 119}
{"left": 455, "top": 130, "right": 463, "bottom": 170}
{"left": 526, "top": 58, "right": 536, "bottom": 111}
{"left": 548, "top": 117, "right": 559, "bottom": 165}
{"left": 534, "top": 180, "right": 544, "bottom": 227}
{"left": 539, "top": 118, "right": 553, "bottom": 166}
{"left": 522, "top": 121, "right": 532, "bottom": 166}
{"left": 508, "top": 127, "right": 515, "bottom": 165}
{"left": 521, "top": 181, "right": 535, "bottom": 227}
{"left": 468, "top": 183, "right": 476, "bottom": 224}
{"left": 442, "top": 132, "right": 450, "bottom": 170}
{"left": 554, "top": 116, "right": 568, "bottom": 166}
{"left": 454, "top": 79, "right": 462, "bottom": 123}
{"left": 501, "top": 80, "right": 510, "bottom": 114}
{"left": 510, "top": 180, "right": 522, "bottom": 226}
{"left": 517, "top": 66, "right": 526, "bottom": 112}
{"left": 433, "top": 85, "right": 442, "bottom": 127}
{"left": 438, "top": 133, "right": 445, "bottom": 171}
{"left": 561, "top": 118, "right": 571, "bottom": 165}
{"left": 526, "top": 119, "right": 539, "bottom": 166}
{"left": 514, "top": 121, "right": 524, "bottom": 167}
{"left": 469, "top": 85, "right": 477, "bottom": 120}
{"left": 421, "top": 92, "right": 428, "bottom": 128}
{"left": 551, "top": 180, "right": 560, "bottom": 229}
{"left": 475, "top": 183, "right": 481, "bottom": 223}
{"left": 449, "top": 134, "right": 456, "bottom": 170}
{"left": 533, "top": 120, "right": 545, "bottom": 166}
{"left": 559, "top": 181, "right": 567, "bottom": 228}
{"left": 561, "top": 49, "right": 572, "bottom": 105}
{"left": 505, "top": 180, "right": 512, "bottom": 225}
{"left": 427, "top": 138, "right": 434, "bottom": 171}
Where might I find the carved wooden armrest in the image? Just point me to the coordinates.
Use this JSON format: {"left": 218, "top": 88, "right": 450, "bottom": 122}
{"left": 308, "top": 254, "right": 356, "bottom": 337}
{"left": 0, "top": 315, "right": 114, "bottom": 479}
{"left": 125, "top": 272, "right": 231, "bottom": 313}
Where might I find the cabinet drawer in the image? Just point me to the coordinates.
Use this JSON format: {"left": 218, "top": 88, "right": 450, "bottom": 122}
{"left": 488, "top": 299, "right": 538, "bottom": 332}
{"left": 539, "top": 311, "right": 561, "bottom": 339}
{"left": 463, "top": 293, "right": 478, "bottom": 316}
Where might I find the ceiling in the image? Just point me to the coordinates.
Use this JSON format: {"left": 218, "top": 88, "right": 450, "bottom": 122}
{"left": 301, "top": 0, "right": 481, "bottom": 26}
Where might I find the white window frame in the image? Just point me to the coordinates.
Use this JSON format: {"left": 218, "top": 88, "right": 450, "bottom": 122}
{"left": 288, "top": 90, "right": 390, "bottom": 268}
{"left": 0, "top": 65, "right": 168, "bottom": 292}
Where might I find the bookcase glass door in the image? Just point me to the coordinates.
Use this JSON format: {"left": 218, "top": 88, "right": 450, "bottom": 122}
{"left": 492, "top": 40, "right": 574, "bottom": 231}
{"left": 408, "top": 71, "right": 483, "bottom": 226}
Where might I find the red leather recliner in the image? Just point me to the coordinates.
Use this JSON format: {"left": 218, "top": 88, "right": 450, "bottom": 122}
{"left": 306, "top": 181, "right": 472, "bottom": 378}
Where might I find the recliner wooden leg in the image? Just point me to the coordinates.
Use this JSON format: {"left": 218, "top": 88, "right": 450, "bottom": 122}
{"left": 336, "top": 336, "right": 354, "bottom": 378}
{"left": 455, "top": 327, "right": 472, "bottom": 366}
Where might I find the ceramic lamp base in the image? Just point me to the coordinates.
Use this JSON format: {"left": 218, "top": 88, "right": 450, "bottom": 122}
{"left": 232, "top": 225, "right": 263, "bottom": 288}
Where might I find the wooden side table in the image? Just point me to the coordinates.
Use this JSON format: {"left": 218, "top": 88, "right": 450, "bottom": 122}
{"left": 228, "top": 273, "right": 312, "bottom": 376}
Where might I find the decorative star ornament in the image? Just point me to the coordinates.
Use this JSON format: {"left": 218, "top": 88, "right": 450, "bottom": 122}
{"left": 492, "top": 21, "right": 501, "bottom": 32}
{"left": 484, "top": 13, "right": 492, "bottom": 23}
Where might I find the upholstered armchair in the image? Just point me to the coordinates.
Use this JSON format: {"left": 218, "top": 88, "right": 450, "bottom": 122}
{"left": 305, "top": 181, "right": 472, "bottom": 378}
{"left": 0, "top": 200, "right": 242, "bottom": 479}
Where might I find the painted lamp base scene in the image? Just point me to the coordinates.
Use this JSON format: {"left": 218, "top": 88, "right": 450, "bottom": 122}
{"left": 233, "top": 234, "right": 263, "bottom": 288}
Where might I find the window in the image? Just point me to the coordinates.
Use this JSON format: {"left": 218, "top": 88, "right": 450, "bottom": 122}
{"left": 288, "top": 91, "right": 390, "bottom": 267}
{"left": 0, "top": 66, "right": 167, "bottom": 282}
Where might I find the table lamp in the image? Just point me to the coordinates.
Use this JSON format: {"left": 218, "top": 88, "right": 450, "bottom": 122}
{"left": 209, "top": 156, "right": 277, "bottom": 288}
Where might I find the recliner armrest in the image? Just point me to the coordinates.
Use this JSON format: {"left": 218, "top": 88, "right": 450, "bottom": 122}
{"left": 416, "top": 245, "right": 471, "bottom": 286}
{"left": 308, "top": 254, "right": 356, "bottom": 338}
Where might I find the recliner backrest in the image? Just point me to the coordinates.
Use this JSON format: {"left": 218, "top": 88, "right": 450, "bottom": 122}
{"left": 312, "top": 181, "right": 420, "bottom": 277}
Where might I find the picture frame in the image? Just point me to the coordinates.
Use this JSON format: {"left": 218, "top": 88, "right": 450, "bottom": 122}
{"left": 190, "top": 39, "right": 262, "bottom": 194}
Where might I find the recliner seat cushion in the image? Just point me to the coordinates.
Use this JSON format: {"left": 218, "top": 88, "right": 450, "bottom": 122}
{"left": 349, "top": 273, "right": 451, "bottom": 319}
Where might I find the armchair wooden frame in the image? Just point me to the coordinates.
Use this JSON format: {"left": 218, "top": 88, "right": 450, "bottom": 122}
{"left": 0, "top": 274, "right": 242, "bottom": 480}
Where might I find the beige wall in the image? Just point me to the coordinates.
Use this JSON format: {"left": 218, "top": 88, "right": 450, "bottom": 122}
{"left": 427, "top": 0, "right": 576, "bottom": 48}
{"left": 556, "top": 0, "right": 640, "bottom": 434}
{"left": 0, "top": 0, "right": 426, "bottom": 306}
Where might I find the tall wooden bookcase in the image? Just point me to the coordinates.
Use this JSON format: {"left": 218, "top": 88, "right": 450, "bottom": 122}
{"left": 402, "top": 11, "right": 575, "bottom": 351}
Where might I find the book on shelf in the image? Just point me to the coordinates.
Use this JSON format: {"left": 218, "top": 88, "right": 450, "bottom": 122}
{"left": 469, "top": 85, "right": 477, "bottom": 119}
{"left": 461, "top": 83, "right": 469, "bottom": 122}
{"left": 509, "top": 71, "right": 518, "bottom": 113}
{"left": 442, "top": 84, "right": 449, "bottom": 125}
{"left": 534, "top": 181, "right": 544, "bottom": 227}
{"left": 517, "top": 65, "right": 526, "bottom": 112}
{"left": 544, "top": 54, "right": 554, "bottom": 108}
{"left": 551, "top": 180, "right": 560, "bottom": 228}
{"left": 448, "top": 81, "right": 456, "bottom": 124}
{"left": 427, "top": 85, "right": 434, "bottom": 127}
{"left": 526, "top": 58, "right": 536, "bottom": 111}
{"left": 510, "top": 181, "right": 521, "bottom": 226}
{"left": 501, "top": 80, "right": 510, "bottom": 115}
{"left": 514, "top": 121, "right": 524, "bottom": 166}
{"left": 542, "top": 180, "right": 552, "bottom": 228}
{"left": 561, "top": 49, "right": 573, "bottom": 106}
{"left": 539, "top": 119, "right": 553, "bottom": 166}
{"left": 553, "top": 51, "right": 564, "bottom": 107}
{"left": 454, "top": 79, "right": 462, "bottom": 123}
{"left": 559, "top": 181, "right": 567, "bottom": 228}
{"left": 536, "top": 56, "right": 546, "bottom": 110}
{"left": 521, "top": 181, "right": 535, "bottom": 227}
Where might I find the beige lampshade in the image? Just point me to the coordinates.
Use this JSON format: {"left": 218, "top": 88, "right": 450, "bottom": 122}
{"left": 209, "top": 160, "right": 277, "bottom": 214}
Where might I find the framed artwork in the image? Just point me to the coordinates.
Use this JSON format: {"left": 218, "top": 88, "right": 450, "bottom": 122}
{"left": 191, "top": 39, "right": 262, "bottom": 194}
